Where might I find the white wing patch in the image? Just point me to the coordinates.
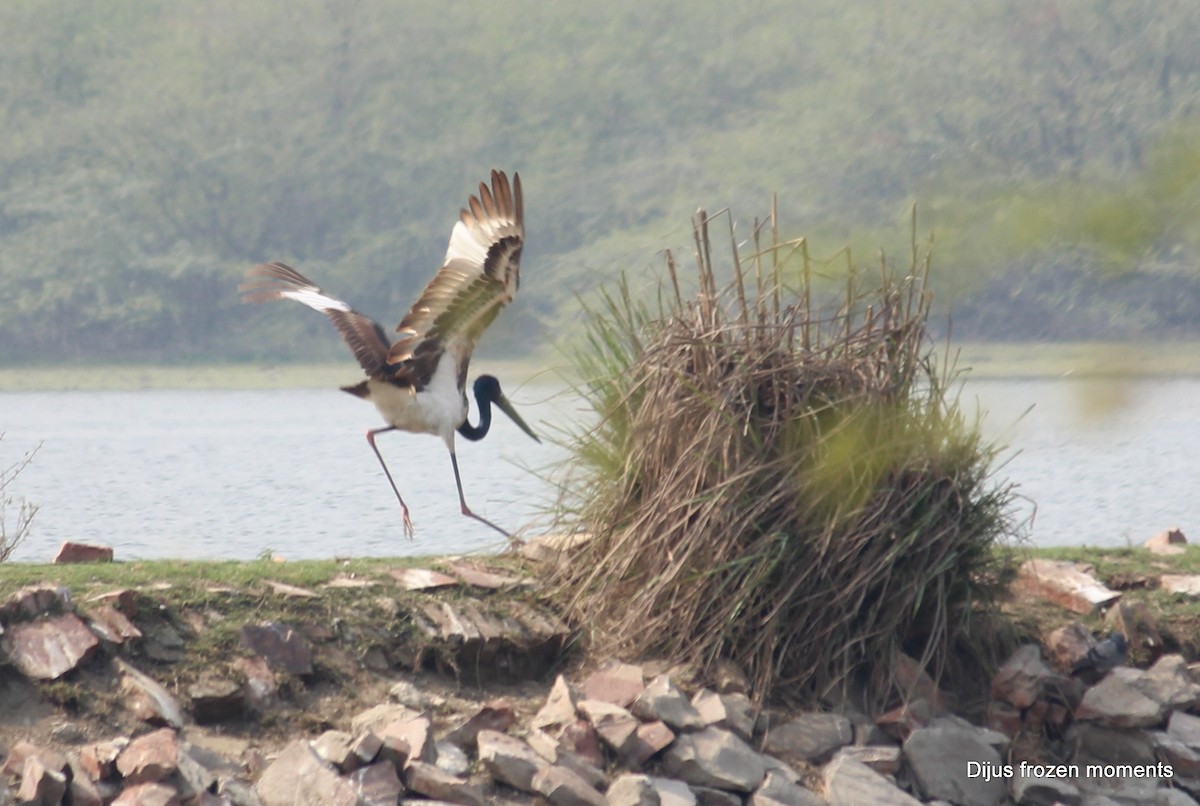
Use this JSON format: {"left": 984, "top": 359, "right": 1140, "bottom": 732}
{"left": 443, "top": 220, "right": 489, "bottom": 268}
{"left": 279, "top": 286, "right": 352, "bottom": 314}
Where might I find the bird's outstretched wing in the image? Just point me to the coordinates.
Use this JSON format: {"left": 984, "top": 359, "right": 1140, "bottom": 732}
{"left": 387, "top": 170, "right": 524, "bottom": 390}
{"left": 239, "top": 261, "right": 392, "bottom": 378}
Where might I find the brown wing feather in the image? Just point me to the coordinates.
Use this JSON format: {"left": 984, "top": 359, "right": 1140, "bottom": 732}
{"left": 386, "top": 170, "right": 524, "bottom": 389}
{"left": 240, "top": 261, "right": 394, "bottom": 380}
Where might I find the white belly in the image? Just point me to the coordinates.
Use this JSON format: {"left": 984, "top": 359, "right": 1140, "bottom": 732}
{"left": 365, "top": 370, "right": 467, "bottom": 440}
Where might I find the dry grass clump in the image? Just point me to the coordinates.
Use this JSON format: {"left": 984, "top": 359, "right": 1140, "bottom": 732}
{"left": 549, "top": 205, "right": 1019, "bottom": 705}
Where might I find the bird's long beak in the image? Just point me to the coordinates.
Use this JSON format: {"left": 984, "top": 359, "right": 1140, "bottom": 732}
{"left": 494, "top": 393, "right": 540, "bottom": 443}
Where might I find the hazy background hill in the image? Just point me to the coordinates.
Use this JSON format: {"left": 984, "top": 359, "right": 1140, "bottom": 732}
{"left": 4, "top": 0, "right": 1200, "bottom": 364}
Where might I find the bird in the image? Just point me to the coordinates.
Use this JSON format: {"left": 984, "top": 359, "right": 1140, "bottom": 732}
{"left": 1070, "top": 631, "right": 1128, "bottom": 677}
{"left": 239, "top": 170, "right": 538, "bottom": 538}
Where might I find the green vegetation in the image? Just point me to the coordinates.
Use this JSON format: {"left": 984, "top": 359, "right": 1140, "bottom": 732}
{"left": 547, "top": 206, "right": 1020, "bottom": 704}
{"left": 4, "top": 2, "right": 1200, "bottom": 365}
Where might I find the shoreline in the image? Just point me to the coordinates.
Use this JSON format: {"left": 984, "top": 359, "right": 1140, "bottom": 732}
{"left": 1, "top": 342, "right": 1200, "bottom": 391}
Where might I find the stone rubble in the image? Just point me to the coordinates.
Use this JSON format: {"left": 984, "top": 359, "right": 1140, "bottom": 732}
{"left": 7, "top": 544, "right": 1200, "bottom": 803}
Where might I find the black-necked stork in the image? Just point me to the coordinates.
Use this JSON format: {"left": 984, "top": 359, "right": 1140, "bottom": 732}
{"left": 240, "top": 170, "right": 537, "bottom": 538}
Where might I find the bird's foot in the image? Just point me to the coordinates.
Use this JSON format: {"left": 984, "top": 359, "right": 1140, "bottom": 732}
{"left": 402, "top": 507, "right": 414, "bottom": 539}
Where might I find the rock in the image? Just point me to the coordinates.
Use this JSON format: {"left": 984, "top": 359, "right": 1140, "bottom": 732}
{"left": 526, "top": 730, "right": 608, "bottom": 790}
{"left": 117, "top": 728, "right": 180, "bottom": 785}
{"left": 1077, "top": 655, "right": 1200, "bottom": 728}
{"left": 1170, "top": 710, "right": 1200, "bottom": 747}
{"left": 477, "top": 729, "right": 548, "bottom": 792}
{"left": 1011, "top": 775, "right": 1081, "bottom": 805}
{"left": 233, "top": 656, "right": 277, "bottom": 709}
{"left": 1146, "top": 527, "right": 1188, "bottom": 555}
{"left": 747, "top": 770, "right": 825, "bottom": 805}
{"left": 833, "top": 745, "right": 902, "bottom": 776}
{"left": 238, "top": 622, "right": 313, "bottom": 676}
{"left": 559, "top": 718, "right": 607, "bottom": 769}
{"left": 903, "top": 723, "right": 1007, "bottom": 806}
{"left": 991, "top": 644, "right": 1071, "bottom": 710}
{"left": 170, "top": 744, "right": 219, "bottom": 801}
{"left": 761, "top": 712, "right": 853, "bottom": 764}
{"left": 626, "top": 720, "right": 676, "bottom": 768}
{"left": 691, "top": 785, "right": 741, "bottom": 806}
{"left": 0, "top": 584, "right": 70, "bottom": 620}
{"left": 111, "top": 782, "right": 183, "bottom": 806}
{"left": 80, "top": 737, "right": 128, "bottom": 781}
{"left": 1014, "top": 559, "right": 1121, "bottom": 614}
{"left": 2, "top": 612, "right": 100, "bottom": 680}
{"left": 388, "top": 567, "right": 459, "bottom": 591}
{"left": 443, "top": 699, "right": 516, "bottom": 749}
{"left": 65, "top": 763, "right": 107, "bottom": 806}
{"left": 691, "top": 690, "right": 755, "bottom": 741}
{"left": 15, "top": 754, "right": 68, "bottom": 805}
{"left": 631, "top": 675, "right": 705, "bottom": 730}
{"left": 350, "top": 703, "right": 424, "bottom": 736}
{"left": 606, "top": 774, "right": 661, "bottom": 806}
{"left": 343, "top": 761, "right": 404, "bottom": 805}
{"left": 531, "top": 764, "right": 606, "bottom": 806}
{"left": 142, "top": 620, "right": 186, "bottom": 663}
{"left": 1070, "top": 723, "right": 1158, "bottom": 767}
{"left": 435, "top": 740, "right": 471, "bottom": 776}
{"left": 1, "top": 742, "right": 67, "bottom": 779}
{"left": 83, "top": 604, "right": 143, "bottom": 644}
{"left": 219, "top": 777, "right": 265, "bottom": 806}
{"left": 533, "top": 674, "right": 579, "bottom": 730}
{"left": 1158, "top": 789, "right": 1200, "bottom": 805}
{"left": 254, "top": 740, "right": 360, "bottom": 806}
{"left": 577, "top": 699, "right": 640, "bottom": 755}
{"left": 661, "top": 726, "right": 765, "bottom": 793}
{"left": 388, "top": 679, "right": 442, "bottom": 710}
{"left": 118, "top": 659, "right": 186, "bottom": 728}
{"left": 350, "top": 731, "right": 383, "bottom": 767}
{"left": 53, "top": 541, "right": 114, "bottom": 564}
{"left": 403, "top": 760, "right": 487, "bottom": 806}
{"left": 312, "top": 731, "right": 358, "bottom": 771}
{"left": 445, "top": 559, "right": 526, "bottom": 589}
{"left": 823, "top": 754, "right": 923, "bottom": 806}
{"left": 405, "top": 597, "right": 569, "bottom": 683}
{"left": 264, "top": 580, "right": 319, "bottom": 598}
{"left": 1074, "top": 772, "right": 1160, "bottom": 805}
{"left": 1162, "top": 575, "right": 1200, "bottom": 596}
{"left": 189, "top": 677, "right": 245, "bottom": 724}
{"left": 985, "top": 700, "right": 1022, "bottom": 738}
{"left": 579, "top": 661, "right": 645, "bottom": 706}
{"left": 1153, "top": 734, "right": 1200, "bottom": 778}
{"left": 1046, "top": 621, "right": 1098, "bottom": 673}
{"left": 379, "top": 714, "right": 437, "bottom": 768}
{"left": 87, "top": 588, "right": 140, "bottom": 617}
{"left": 874, "top": 699, "right": 936, "bottom": 742}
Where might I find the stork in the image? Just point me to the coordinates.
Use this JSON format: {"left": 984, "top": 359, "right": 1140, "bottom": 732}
{"left": 239, "top": 170, "right": 537, "bottom": 538}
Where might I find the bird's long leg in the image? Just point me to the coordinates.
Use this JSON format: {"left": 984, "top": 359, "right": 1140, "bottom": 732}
{"left": 448, "top": 450, "right": 510, "bottom": 538}
{"left": 366, "top": 426, "right": 414, "bottom": 538}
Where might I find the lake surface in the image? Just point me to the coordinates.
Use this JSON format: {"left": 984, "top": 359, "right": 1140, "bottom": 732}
{"left": 1, "top": 378, "right": 1196, "bottom": 561}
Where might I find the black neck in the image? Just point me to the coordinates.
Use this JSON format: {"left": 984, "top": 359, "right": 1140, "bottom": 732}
{"left": 457, "top": 386, "right": 492, "bottom": 441}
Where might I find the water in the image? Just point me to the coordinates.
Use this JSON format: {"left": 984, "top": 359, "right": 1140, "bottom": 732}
{"left": 0, "top": 385, "right": 575, "bottom": 561}
{"left": 1, "top": 378, "right": 1197, "bottom": 561}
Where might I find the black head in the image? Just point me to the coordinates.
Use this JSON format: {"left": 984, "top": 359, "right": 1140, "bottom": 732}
{"left": 473, "top": 374, "right": 502, "bottom": 401}
{"left": 459, "top": 374, "right": 540, "bottom": 443}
